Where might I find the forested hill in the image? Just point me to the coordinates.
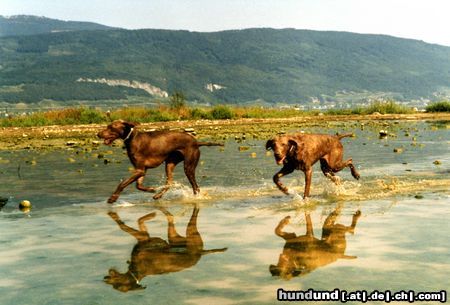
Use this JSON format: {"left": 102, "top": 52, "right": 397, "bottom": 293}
{"left": 0, "top": 15, "right": 115, "bottom": 37}
{"left": 1, "top": 16, "right": 450, "bottom": 105}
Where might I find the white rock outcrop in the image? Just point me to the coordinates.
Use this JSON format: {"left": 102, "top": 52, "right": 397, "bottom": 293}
{"left": 77, "top": 78, "right": 169, "bottom": 98}
{"left": 205, "top": 83, "right": 226, "bottom": 92}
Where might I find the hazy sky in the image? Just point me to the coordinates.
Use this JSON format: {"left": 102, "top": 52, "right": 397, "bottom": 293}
{"left": 2, "top": 0, "right": 450, "bottom": 46}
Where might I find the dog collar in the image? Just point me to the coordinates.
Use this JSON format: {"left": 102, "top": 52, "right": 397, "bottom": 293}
{"left": 123, "top": 127, "right": 134, "bottom": 141}
{"left": 129, "top": 270, "right": 140, "bottom": 284}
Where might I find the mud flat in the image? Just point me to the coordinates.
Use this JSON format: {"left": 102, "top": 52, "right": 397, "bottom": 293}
{"left": 0, "top": 113, "right": 449, "bottom": 150}
{"left": 0, "top": 113, "right": 449, "bottom": 305}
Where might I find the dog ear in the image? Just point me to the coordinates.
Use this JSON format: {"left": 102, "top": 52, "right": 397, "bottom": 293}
{"left": 123, "top": 121, "right": 139, "bottom": 128}
{"left": 265, "top": 139, "right": 275, "bottom": 151}
{"left": 269, "top": 264, "right": 281, "bottom": 276}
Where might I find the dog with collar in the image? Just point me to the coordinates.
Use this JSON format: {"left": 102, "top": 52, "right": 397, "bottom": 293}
{"left": 97, "top": 120, "right": 223, "bottom": 203}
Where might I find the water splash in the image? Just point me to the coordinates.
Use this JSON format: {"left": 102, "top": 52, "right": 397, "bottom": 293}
{"left": 114, "top": 201, "right": 136, "bottom": 208}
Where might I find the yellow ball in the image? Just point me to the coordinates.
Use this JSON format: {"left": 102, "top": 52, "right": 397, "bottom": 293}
{"left": 19, "top": 200, "right": 32, "bottom": 209}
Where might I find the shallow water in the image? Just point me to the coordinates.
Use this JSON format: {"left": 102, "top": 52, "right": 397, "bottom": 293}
{"left": 0, "top": 121, "right": 449, "bottom": 304}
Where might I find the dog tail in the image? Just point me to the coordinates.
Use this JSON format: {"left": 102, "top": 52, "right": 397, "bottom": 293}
{"left": 201, "top": 248, "right": 228, "bottom": 255}
{"left": 197, "top": 142, "right": 225, "bottom": 147}
{"left": 336, "top": 133, "right": 354, "bottom": 139}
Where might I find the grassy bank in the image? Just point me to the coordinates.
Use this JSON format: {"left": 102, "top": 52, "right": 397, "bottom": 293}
{"left": 1, "top": 100, "right": 448, "bottom": 128}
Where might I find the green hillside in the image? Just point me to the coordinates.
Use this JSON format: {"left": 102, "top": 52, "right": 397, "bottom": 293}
{"left": 0, "top": 15, "right": 115, "bottom": 37}
{"left": 1, "top": 17, "right": 450, "bottom": 105}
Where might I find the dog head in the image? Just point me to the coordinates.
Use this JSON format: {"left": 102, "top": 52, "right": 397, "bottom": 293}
{"left": 97, "top": 120, "right": 138, "bottom": 145}
{"left": 266, "top": 136, "right": 298, "bottom": 165}
{"left": 104, "top": 268, "right": 145, "bottom": 292}
{"left": 269, "top": 252, "right": 309, "bottom": 280}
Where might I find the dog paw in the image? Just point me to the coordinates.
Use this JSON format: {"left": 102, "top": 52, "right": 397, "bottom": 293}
{"left": 351, "top": 170, "right": 361, "bottom": 180}
{"left": 107, "top": 195, "right": 119, "bottom": 204}
{"left": 280, "top": 216, "right": 291, "bottom": 225}
{"left": 281, "top": 187, "right": 290, "bottom": 195}
{"left": 153, "top": 193, "right": 163, "bottom": 200}
{"left": 108, "top": 211, "right": 119, "bottom": 220}
{"left": 146, "top": 212, "right": 157, "bottom": 219}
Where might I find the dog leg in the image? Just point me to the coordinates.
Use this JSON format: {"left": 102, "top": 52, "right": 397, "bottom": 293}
{"left": 136, "top": 176, "right": 156, "bottom": 193}
{"left": 157, "top": 207, "right": 186, "bottom": 247}
{"left": 275, "top": 216, "right": 297, "bottom": 240}
{"left": 347, "top": 210, "right": 361, "bottom": 234}
{"left": 108, "top": 211, "right": 151, "bottom": 241}
{"left": 184, "top": 149, "right": 201, "bottom": 195}
{"left": 330, "top": 158, "right": 360, "bottom": 180}
{"left": 347, "top": 160, "right": 360, "bottom": 180}
{"left": 186, "top": 206, "right": 203, "bottom": 252}
{"left": 303, "top": 167, "right": 313, "bottom": 198}
{"left": 320, "top": 159, "right": 342, "bottom": 185}
{"left": 273, "top": 165, "right": 295, "bottom": 195}
{"left": 108, "top": 169, "right": 145, "bottom": 203}
{"left": 153, "top": 161, "right": 178, "bottom": 200}
{"left": 305, "top": 212, "right": 314, "bottom": 237}
{"left": 137, "top": 212, "right": 157, "bottom": 232}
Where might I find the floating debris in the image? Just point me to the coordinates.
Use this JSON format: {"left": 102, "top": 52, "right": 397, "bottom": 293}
{"left": 393, "top": 148, "right": 404, "bottom": 153}
{"left": 379, "top": 130, "right": 388, "bottom": 138}
{"left": 0, "top": 196, "right": 8, "bottom": 210}
{"left": 250, "top": 152, "right": 257, "bottom": 158}
{"left": 433, "top": 160, "right": 441, "bottom": 165}
{"left": 238, "top": 146, "right": 250, "bottom": 151}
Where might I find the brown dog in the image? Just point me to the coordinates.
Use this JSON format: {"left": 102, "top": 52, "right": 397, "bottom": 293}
{"left": 266, "top": 133, "right": 360, "bottom": 198}
{"left": 270, "top": 206, "right": 361, "bottom": 279}
{"left": 104, "top": 206, "right": 227, "bottom": 292}
{"left": 97, "top": 120, "right": 223, "bottom": 203}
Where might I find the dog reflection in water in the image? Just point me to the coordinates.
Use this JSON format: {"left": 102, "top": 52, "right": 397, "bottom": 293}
{"left": 270, "top": 205, "right": 361, "bottom": 280}
{"left": 104, "top": 205, "right": 227, "bottom": 292}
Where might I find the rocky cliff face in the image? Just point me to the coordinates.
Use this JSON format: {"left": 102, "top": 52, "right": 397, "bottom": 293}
{"left": 77, "top": 78, "right": 168, "bottom": 98}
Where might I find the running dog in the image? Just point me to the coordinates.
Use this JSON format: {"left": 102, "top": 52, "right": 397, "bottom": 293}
{"left": 266, "top": 133, "right": 360, "bottom": 198}
{"left": 97, "top": 120, "right": 223, "bottom": 203}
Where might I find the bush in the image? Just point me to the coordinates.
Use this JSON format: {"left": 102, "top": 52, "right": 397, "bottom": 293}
{"left": 425, "top": 101, "right": 450, "bottom": 112}
{"left": 169, "top": 92, "right": 186, "bottom": 111}
{"left": 234, "top": 106, "right": 303, "bottom": 118}
{"left": 190, "top": 108, "right": 212, "bottom": 120}
{"left": 79, "top": 108, "right": 105, "bottom": 124}
{"left": 110, "top": 107, "right": 176, "bottom": 122}
{"left": 211, "top": 105, "right": 234, "bottom": 120}
{"left": 363, "top": 100, "right": 413, "bottom": 114}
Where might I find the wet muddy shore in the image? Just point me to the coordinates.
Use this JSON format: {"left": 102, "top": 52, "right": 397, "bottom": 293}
{"left": 1, "top": 113, "right": 449, "bottom": 150}
{"left": 1, "top": 113, "right": 449, "bottom": 305}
